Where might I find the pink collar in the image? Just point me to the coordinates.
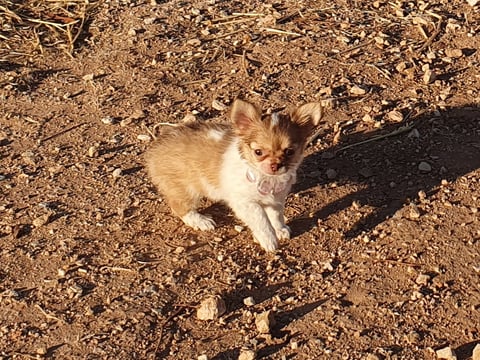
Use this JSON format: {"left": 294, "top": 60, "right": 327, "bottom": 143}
{"left": 246, "top": 168, "right": 292, "bottom": 195}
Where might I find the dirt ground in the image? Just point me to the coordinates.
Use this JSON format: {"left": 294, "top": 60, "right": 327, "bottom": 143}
{"left": 1, "top": 0, "right": 479, "bottom": 359}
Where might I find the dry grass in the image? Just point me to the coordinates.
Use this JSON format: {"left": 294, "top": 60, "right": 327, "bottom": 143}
{"left": 0, "top": 0, "right": 99, "bottom": 62}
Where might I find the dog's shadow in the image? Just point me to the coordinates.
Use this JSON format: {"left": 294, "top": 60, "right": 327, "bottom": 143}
{"left": 290, "top": 105, "right": 480, "bottom": 237}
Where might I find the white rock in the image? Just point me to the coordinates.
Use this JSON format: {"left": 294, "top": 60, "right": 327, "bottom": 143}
{"left": 82, "top": 73, "right": 94, "bottom": 81}
{"left": 388, "top": 110, "right": 403, "bottom": 122}
{"left": 137, "top": 134, "right": 151, "bottom": 141}
{"left": 423, "top": 69, "right": 437, "bottom": 84}
{"left": 32, "top": 214, "right": 50, "bottom": 227}
{"left": 409, "top": 204, "right": 421, "bottom": 219}
{"left": 101, "top": 116, "right": 115, "bottom": 125}
{"left": 255, "top": 310, "right": 275, "bottom": 334}
{"left": 212, "top": 99, "right": 228, "bottom": 111}
{"left": 238, "top": 349, "right": 256, "bottom": 360}
{"left": 243, "top": 296, "right": 255, "bottom": 306}
{"left": 418, "top": 161, "right": 432, "bottom": 172}
{"left": 234, "top": 225, "right": 245, "bottom": 233}
{"left": 112, "top": 168, "right": 123, "bottom": 178}
{"left": 445, "top": 48, "right": 463, "bottom": 58}
{"left": 467, "top": 0, "right": 479, "bottom": 6}
{"left": 198, "top": 355, "right": 208, "bottom": 360}
{"left": 196, "top": 295, "right": 226, "bottom": 320}
{"left": 350, "top": 85, "right": 367, "bottom": 95}
{"left": 88, "top": 146, "right": 98, "bottom": 157}
{"left": 415, "top": 273, "right": 430, "bottom": 285}
{"left": 436, "top": 346, "right": 457, "bottom": 360}
{"left": 472, "top": 344, "right": 480, "bottom": 360}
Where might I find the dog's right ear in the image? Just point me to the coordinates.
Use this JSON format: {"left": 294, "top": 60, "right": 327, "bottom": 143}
{"left": 231, "top": 99, "right": 261, "bottom": 134}
{"left": 291, "top": 102, "right": 323, "bottom": 134}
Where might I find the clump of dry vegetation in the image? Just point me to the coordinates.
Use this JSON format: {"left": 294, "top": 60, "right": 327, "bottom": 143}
{"left": 0, "top": 0, "right": 98, "bottom": 62}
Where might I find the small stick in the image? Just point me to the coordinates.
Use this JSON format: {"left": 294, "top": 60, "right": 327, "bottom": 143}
{"left": 209, "top": 18, "right": 256, "bottom": 27}
{"left": 39, "top": 122, "right": 85, "bottom": 143}
{"left": 180, "top": 79, "right": 209, "bottom": 85}
{"left": 333, "top": 38, "right": 374, "bottom": 57}
{"left": 154, "top": 306, "right": 186, "bottom": 354}
{"left": 204, "top": 28, "right": 248, "bottom": 41}
{"left": 231, "top": 12, "right": 264, "bottom": 17}
{"left": 99, "top": 266, "right": 135, "bottom": 272}
{"left": 276, "top": 8, "right": 306, "bottom": 24}
{"left": 417, "top": 19, "right": 443, "bottom": 53}
{"left": 35, "top": 304, "right": 64, "bottom": 323}
{"left": 337, "top": 123, "right": 415, "bottom": 152}
{"left": 263, "top": 28, "right": 302, "bottom": 37}
{"left": 241, "top": 49, "right": 249, "bottom": 76}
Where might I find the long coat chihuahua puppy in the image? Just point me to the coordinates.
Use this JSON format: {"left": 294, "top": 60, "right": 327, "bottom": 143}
{"left": 146, "top": 99, "right": 322, "bottom": 252}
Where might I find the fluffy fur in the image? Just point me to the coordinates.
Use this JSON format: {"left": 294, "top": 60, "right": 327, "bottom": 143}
{"left": 145, "top": 99, "right": 322, "bottom": 251}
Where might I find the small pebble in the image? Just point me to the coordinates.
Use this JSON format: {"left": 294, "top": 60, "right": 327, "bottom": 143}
{"left": 388, "top": 110, "right": 403, "bottom": 122}
{"left": 415, "top": 273, "right": 430, "bottom": 285}
{"left": 362, "top": 114, "right": 374, "bottom": 122}
{"left": 405, "top": 331, "right": 422, "bottom": 344}
{"left": 418, "top": 162, "right": 432, "bottom": 172}
{"left": 468, "top": 0, "right": 479, "bottom": 5}
{"left": 197, "top": 295, "right": 226, "bottom": 320}
{"left": 423, "top": 69, "right": 437, "bottom": 84}
{"left": 212, "top": 99, "right": 227, "bottom": 111}
{"left": 57, "top": 268, "right": 66, "bottom": 278}
{"left": 243, "top": 297, "right": 255, "bottom": 307}
{"left": 198, "top": 355, "right": 208, "bottom": 360}
{"left": 445, "top": 48, "right": 463, "bottom": 58}
{"left": 326, "top": 169, "right": 337, "bottom": 179}
{"left": 112, "top": 168, "right": 123, "bottom": 178}
{"left": 472, "top": 344, "right": 480, "bottom": 360}
{"left": 137, "top": 134, "right": 151, "bottom": 142}
{"left": 82, "top": 73, "right": 94, "bottom": 81}
{"left": 88, "top": 146, "right": 98, "bottom": 158}
{"left": 350, "top": 85, "right": 367, "bottom": 95}
{"left": 238, "top": 348, "right": 256, "bottom": 360}
{"left": 101, "top": 116, "right": 115, "bottom": 125}
{"left": 234, "top": 225, "right": 245, "bottom": 233}
{"left": 175, "top": 246, "right": 185, "bottom": 254}
{"left": 32, "top": 214, "right": 50, "bottom": 227}
{"left": 36, "top": 347, "right": 48, "bottom": 355}
{"left": 436, "top": 346, "right": 457, "bottom": 360}
{"left": 255, "top": 310, "right": 275, "bottom": 334}
{"left": 408, "top": 129, "right": 420, "bottom": 138}
{"left": 182, "top": 113, "right": 197, "bottom": 123}
{"left": 409, "top": 204, "right": 421, "bottom": 219}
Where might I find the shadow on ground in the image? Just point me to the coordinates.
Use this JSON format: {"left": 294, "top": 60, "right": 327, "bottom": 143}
{"left": 291, "top": 105, "right": 480, "bottom": 237}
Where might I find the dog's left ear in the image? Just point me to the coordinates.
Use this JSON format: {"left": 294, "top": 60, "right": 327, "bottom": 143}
{"left": 291, "top": 103, "right": 323, "bottom": 133}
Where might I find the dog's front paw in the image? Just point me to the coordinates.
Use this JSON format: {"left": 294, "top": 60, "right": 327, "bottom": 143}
{"left": 253, "top": 233, "right": 278, "bottom": 252}
{"left": 181, "top": 211, "right": 216, "bottom": 231}
{"left": 275, "top": 225, "right": 291, "bottom": 241}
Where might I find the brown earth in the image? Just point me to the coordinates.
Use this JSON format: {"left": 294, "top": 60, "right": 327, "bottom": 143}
{"left": 1, "top": 0, "right": 479, "bottom": 359}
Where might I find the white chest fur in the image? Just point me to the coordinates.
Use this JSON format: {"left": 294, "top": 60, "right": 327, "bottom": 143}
{"left": 218, "top": 140, "right": 295, "bottom": 206}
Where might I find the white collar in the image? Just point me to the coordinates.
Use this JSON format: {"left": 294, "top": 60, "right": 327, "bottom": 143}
{"left": 245, "top": 167, "right": 294, "bottom": 195}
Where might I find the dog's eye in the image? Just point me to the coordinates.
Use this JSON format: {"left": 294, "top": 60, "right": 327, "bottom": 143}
{"left": 254, "top": 149, "right": 263, "bottom": 156}
{"left": 284, "top": 148, "right": 295, "bottom": 156}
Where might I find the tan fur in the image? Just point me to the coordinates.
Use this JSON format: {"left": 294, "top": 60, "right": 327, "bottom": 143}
{"left": 146, "top": 123, "right": 233, "bottom": 216}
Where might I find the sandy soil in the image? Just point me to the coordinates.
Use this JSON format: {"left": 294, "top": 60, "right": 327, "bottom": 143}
{"left": 1, "top": 0, "right": 479, "bottom": 359}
